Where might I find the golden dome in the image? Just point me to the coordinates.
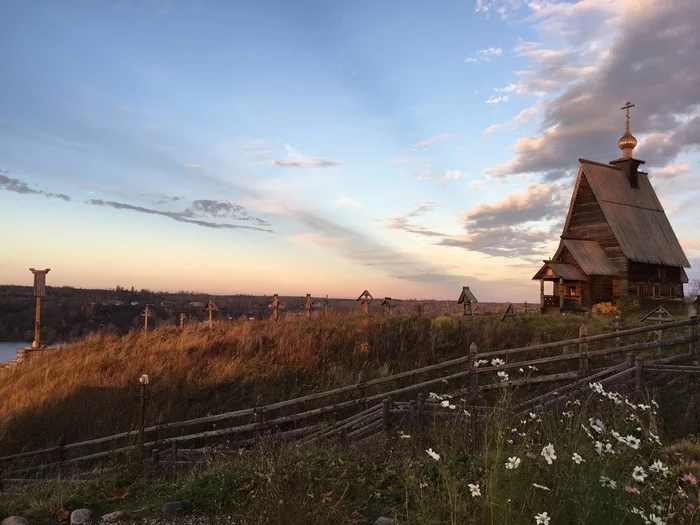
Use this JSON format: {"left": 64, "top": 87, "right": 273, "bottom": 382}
{"left": 618, "top": 129, "right": 638, "bottom": 151}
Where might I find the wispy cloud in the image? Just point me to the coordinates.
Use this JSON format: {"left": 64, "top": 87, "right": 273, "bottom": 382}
{"left": 185, "top": 164, "right": 201, "bottom": 169}
{"left": 270, "top": 145, "right": 341, "bottom": 168}
{"left": 0, "top": 172, "right": 71, "bottom": 201}
{"left": 464, "top": 46, "right": 503, "bottom": 63}
{"left": 412, "top": 133, "right": 452, "bottom": 151}
{"left": 655, "top": 163, "right": 689, "bottom": 178}
{"left": 334, "top": 196, "right": 361, "bottom": 208}
{"left": 86, "top": 199, "right": 273, "bottom": 232}
{"left": 379, "top": 201, "right": 445, "bottom": 237}
{"left": 437, "top": 182, "right": 566, "bottom": 258}
{"left": 486, "top": 95, "right": 509, "bottom": 104}
{"left": 484, "top": 123, "right": 505, "bottom": 135}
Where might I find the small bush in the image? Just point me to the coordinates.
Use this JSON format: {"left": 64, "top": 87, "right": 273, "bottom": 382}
{"left": 616, "top": 297, "right": 640, "bottom": 315}
{"left": 592, "top": 302, "right": 621, "bottom": 316}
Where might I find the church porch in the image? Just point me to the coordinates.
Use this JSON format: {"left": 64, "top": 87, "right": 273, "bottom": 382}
{"left": 533, "top": 262, "right": 588, "bottom": 314}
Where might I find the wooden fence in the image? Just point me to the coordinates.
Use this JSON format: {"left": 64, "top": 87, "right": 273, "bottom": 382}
{"left": 1, "top": 314, "right": 698, "bottom": 478}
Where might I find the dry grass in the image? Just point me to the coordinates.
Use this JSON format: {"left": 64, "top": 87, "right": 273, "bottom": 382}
{"left": 0, "top": 312, "right": 609, "bottom": 453}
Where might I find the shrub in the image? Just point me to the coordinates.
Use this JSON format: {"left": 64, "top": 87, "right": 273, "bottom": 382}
{"left": 592, "top": 302, "right": 621, "bottom": 316}
{"left": 616, "top": 297, "right": 640, "bottom": 315}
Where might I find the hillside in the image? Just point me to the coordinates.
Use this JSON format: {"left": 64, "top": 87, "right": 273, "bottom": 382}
{"left": 0, "top": 312, "right": 601, "bottom": 454}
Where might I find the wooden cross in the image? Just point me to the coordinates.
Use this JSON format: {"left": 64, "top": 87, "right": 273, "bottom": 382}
{"left": 304, "top": 294, "right": 313, "bottom": 319}
{"left": 141, "top": 307, "right": 152, "bottom": 331}
{"left": 29, "top": 268, "right": 50, "bottom": 348}
{"left": 178, "top": 312, "right": 186, "bottom": 329}
{"left": 204, "top": 300, "right": 216, "bottom": 329}
{"left": 381, "top": 297, "right": 391, "bottom": 315}
{"left": 621, "top": 101, "right": 635, "bottom": 131}
{"left": 357, "top": 290, "right": 373, "bottom": 315}
{"left": 271, "top": 294, "right": 279, "bottom": 322}
{"left": 324, "top": 295, "right": 329, "bottom": 317}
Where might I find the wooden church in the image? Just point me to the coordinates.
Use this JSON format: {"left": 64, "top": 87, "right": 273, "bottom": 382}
{"left": 533, "top": 102, "right": 690, "bottom": 312}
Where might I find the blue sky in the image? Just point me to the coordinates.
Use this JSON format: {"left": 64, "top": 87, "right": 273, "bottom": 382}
{"left": 1, "top": 0, "right": 699, "bottom": 301}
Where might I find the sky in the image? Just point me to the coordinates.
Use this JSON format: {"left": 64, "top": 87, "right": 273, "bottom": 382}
{"left": 0, "top": 0, "right": 698, "bottom": 301}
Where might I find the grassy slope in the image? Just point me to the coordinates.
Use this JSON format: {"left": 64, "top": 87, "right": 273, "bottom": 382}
{"left": 0, "top": 313, "right": 612, "bottom": 453}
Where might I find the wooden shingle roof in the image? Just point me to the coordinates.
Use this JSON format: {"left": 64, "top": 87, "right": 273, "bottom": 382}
{"left": 532, "top": 261, "right": 587, "bottom": 281}
{"left": 577, "top": 160, "right": 690, "bottom": 268}
{"left": 556, "top": 239, "right": 619, "bottom": 276}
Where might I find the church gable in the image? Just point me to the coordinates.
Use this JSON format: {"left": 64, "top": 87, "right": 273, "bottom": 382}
{"left": 562, "top": 167, "right": 618, "bottom": 250}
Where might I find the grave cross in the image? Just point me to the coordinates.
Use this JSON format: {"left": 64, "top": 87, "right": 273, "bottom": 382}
{"left": 141, "top": 307, "right": 152, "bottom": 331}
{"left": 381, "top": 297, "right": 392, "bottom": 316}
{"left": 357, "top": 290, "right": 373, "bottom": 315}
{"left": 204, "top": 300, "right": 217, "bottom": 329}
{"left": 29, "top": 268, "right": 50, "bottom": 348}
{"left": 271, "top": 294, "right": 279, "bottom": 322}
{"left": 304, "top": 294, "right": 313, "bottom": 319}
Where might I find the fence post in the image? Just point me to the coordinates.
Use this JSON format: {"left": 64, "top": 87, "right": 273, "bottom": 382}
{"left": 469, "top": 342, "right": 478, "bottom": 388}
{"left": 417, "top": 393, "right": 425, "bottom": 430}
{"left": 138, "top": 375, "right": 149, "bottom": 453}
{"left": 689, "top": 307, "right": 698, "bottom": 365}
{"left": 578, "top": 325, "right": 588, "bottom": 379}
{"left": 409, "top": 399, "right": 417, "bottom": 425}
{"left": 151, "top": 448, "right": 160, "bottom": 465}
{"left": 57, "top": 435, "right": 66, "bottom": 466}
{"left": 382, "top": 397, "right": 392, "bottom": 439}
{"left": 635, "top": 357, "right": 645, "bottom": 391}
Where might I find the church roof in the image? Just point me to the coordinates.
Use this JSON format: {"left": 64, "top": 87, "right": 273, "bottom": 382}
{"left": 532, "top": 261, "right": 587, "bottom": 282}
{"left": 555, "top": 238, "right": 619, "bottom": 276}
{"left": 573, "top": 159, "right": 690, "bottom": 268}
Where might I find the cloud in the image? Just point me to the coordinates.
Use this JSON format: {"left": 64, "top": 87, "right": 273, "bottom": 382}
{"left": 486, "top": 95, "right": 509, "bottom": 104}
{"left": 484, "top": 124, "right": 505, "bottom": 135}
{"left": 467, "top": 180, "right": 485, "bottom": 191}
{"left": 484, "top": 0, "right": 700, "bottom": 180}
{"left": 437, "top": 182, "right": 566, "bottom": 258}
{"left": 681, "top": 240, "right": 700, "bottom": 250}
{"left": 440, "top": 170, "right": 463, "bottom": 181}
{"left": 334, "top": 196, "right": 361, "bottom": 208}
{"left": 270, "top": 145, "right": 341, "bottom": 168}
{"left": 185, "top": 164, "right": 201, "bottom": 169}
{"left": 87, "top": 199, "right": 273, "bottom": 232}
{"left": 465, "top": 47, "right": 504, "bottom": 63}
{"left": 655, "top": 163, "right": 690, "bottom": 178}
{"left": 494, "top": 83, "right": 519, "bottom": 93}
{"left": 0, "top": 172, "right": 71, "bottom": 201}
{"left": 412, "top": 133, "right": 452, "bottom": 151}
{"left": 379, "top": 202, "right": 444, "bottom": 237}
{"left": 290, "top": 232, "right": 348, "bottom": 248}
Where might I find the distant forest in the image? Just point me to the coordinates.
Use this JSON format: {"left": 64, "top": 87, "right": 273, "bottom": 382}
{"left": 0, "top": 285, "right": 492, "bottom": 343}
{"left": 0, "top": 285, "right": 300, "bottom": 343}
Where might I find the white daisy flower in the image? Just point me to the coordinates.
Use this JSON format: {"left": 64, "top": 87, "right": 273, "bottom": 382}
{"left": 572, "top": 452, "right": 585, "bottom": 464}
{"left": 541, "top": 444, "right": 557, "bottom": 465}
{"left": 633, "top": 466, "right": 647, "bottom": 483}
{"left": 535, "top": 512, "right": 551, "bottom": 525}
{"left": 468, "top": 483, "right": 481, "bottom": 497}
{"left": 426, "top": 448, "right": 440, "bottom": 461}
{"left": 505, "top": 456, "right": 521, "bottom": 470}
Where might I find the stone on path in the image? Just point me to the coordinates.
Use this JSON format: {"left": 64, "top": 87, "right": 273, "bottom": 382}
{"left": 100, "top": 511, "right": 125, "bottom": 522}
{"left": 161, "top": 501, "right": 185, "bottom": 513}
{"left": 1, "top": 517, "right": 31, "bottom": 525}
{"left": 70, "top": 508, "right": 92, "bottom": 524}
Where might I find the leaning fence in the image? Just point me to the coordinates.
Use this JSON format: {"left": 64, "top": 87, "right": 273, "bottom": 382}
{"left": 1, "top": 314, "right": 698, "bottom": 478}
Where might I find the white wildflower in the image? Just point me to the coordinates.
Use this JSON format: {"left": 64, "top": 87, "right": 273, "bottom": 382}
{"left": 541, "top": 444, "right": 557, "bottom": 465}
{"left": 626, "top": 435, "right": 641, "bottom": 449}
{"left": 426, "top": 448, "right": 440, "bottom": 461}
{"left": 595, "top": 441, "right": 603, "bottom": 455}
{"left": 649, "top": 460, "right": 668, "bottom": 476}
{"left": 398, "top": 431, "right": 411, "bottom": 439}
{"left": 491, "top": 358, "right": 505, "bottom": 367}
{"left": 589, "top": 418, "right": 604, "bottom": 433}
{"left": 428, "top": 392, "right": 443, "bottom": 401}
{"left": 572, "top": 452, "right": 585, "bottom": 464}
{"left": 633, "top": 466, "right": 647, "bottom": 483}
{"left": 505, "top": 456, "right": 521, "bottom": 470}
{"left": 532, "top": 483, "right": 550, "bottom": 491}
{"left": 646, "top": 514, "right": 666, "bottom": 525}
{"left": 475, "top": 359, "right": 489, "bottom": 368}
{"left": 528, "top": 365, "right": 539, "bottom": 371}
{"left": 519, "top": 368, "right": 525, "bottom": 373}
{"left": 599, "top": 475, "right": 617, "bottom": 489}
{"left": 468, "top": 483, "right": 481, "bottom": 497}
{"left": 535, "top": 512, "right": 551, "bottom": 525}
{"left": 498, "top": 371, "right": 509, "bottom": 382}
{"left": 530, "top": 412, "right": 538, "bottom": 420}
{"left": 463, "top": 409, "right": 472, "bottom": 417}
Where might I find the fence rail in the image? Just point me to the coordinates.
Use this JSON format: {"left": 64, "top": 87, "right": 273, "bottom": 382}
{"left": 1, "top": 314, "right": 698, "bottom": 476}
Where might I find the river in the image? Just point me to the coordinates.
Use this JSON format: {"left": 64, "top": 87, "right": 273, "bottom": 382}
{"left": 0, "top": 341, "right": 27, "bottom": 363}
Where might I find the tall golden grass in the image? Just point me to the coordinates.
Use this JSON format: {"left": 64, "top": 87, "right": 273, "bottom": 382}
{"left": 0, "top": 312, "right": 606, "bottom": 453}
